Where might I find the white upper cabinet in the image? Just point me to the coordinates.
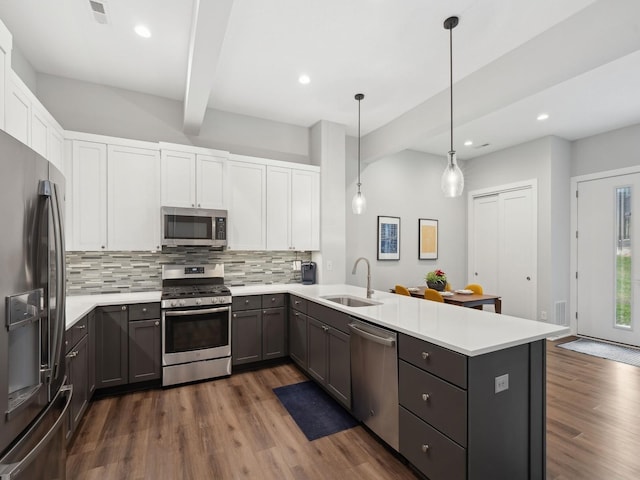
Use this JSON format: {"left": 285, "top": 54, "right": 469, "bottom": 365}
{"left": 5, "top": 72, "right": 30, "bottom": 146}
{"left": 227, "top": 158, "right": 266, "bottom": 250}
{"left": 68, "top": 134, "right": 161, "bottom": 252}
{"left": 291, "top": 168, "right": 320, "bottom": 251}
{"left": 0, "top": 19, "right": 11, "bottom": 132}
{"left": 266, "top": 166, "right": 292, "bottom": 250}
{"left": 30, "top": 107, "right": 48, "bottom": 158}
{"left": 160, "top": 144, "right": 227, "bottom": 209}
{"left": 71, "top": 140, "right": 107, "bottom": 251}
{"left": 107, "top": 144, "right": 161, "bottom": 251}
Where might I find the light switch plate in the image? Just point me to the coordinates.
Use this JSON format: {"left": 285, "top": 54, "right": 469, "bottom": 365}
{"left": 495, "top": 373, "right": 509, "bottom": 394}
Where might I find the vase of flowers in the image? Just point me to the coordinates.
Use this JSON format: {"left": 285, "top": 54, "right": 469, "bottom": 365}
{"left": 425, "top": 269, "right": 447, "bottom": 291}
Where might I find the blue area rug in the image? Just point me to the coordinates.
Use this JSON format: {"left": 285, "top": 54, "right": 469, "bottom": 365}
{"left": 557, "top": 338, "right": 640, "bottom": 367}
{"left": 273, "top": 381, "right": 357, "bottom": 441}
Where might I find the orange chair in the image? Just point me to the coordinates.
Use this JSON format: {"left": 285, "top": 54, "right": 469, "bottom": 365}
{"left": 424, "top": 288, "right": 444, "bottom": 303}
{"left": 445, "top": 282, "right": 452, "bottom": 292}
{"left": 395, "top": 285, "right": 411, "bottom": 296}
{"left": 464, "top": 283, "right": 483, "bottom": 295}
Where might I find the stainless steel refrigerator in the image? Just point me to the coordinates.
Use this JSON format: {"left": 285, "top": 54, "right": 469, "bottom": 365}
{"left": 0, "top": 129, "right": 71, "bottom": 479}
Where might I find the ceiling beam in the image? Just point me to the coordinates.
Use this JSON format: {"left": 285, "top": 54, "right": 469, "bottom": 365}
{"left": 361, "top": 0, "right": 640, "bottom": 163}
{"left": 183, "top": 0, "right": 234, "bottom": 135}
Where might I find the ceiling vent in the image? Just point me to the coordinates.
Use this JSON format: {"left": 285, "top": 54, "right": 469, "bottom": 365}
{"left": 473, "top": 143, "right": 491, "bottom": 149}
{"left": 89, "top": 0, "right": 109, "bottom": 24}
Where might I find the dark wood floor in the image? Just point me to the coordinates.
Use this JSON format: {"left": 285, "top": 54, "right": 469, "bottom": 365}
{"left": 67, "top": 339, "right": 640, "bottom": 479}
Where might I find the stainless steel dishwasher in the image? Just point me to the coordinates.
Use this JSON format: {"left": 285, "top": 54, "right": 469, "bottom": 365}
{"left": 348, "top": 318, "right": 399, "bottom": 451}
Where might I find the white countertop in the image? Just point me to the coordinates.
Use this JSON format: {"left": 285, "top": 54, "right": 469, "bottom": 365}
{"left": 66, "top": 284, "right": 568, "bottom": 356}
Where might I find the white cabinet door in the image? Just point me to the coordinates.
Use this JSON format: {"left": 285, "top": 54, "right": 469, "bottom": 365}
{"left": 227, "top": 160, "right": 266, "bottom": 250}
{"left": 30, "top": 108, "right": 48, "bottom": 158}
{"left": 107, "top": 145, "right": 161, "bottom": 251}
{"left": 47, "top": 127, "right": 64, "bottom": 173}
{"left": 266, "top": 166, "right": 291, "bottom": 250}
{"left": 291, "top": 169, "right": 320, "bottom": 251}
{"left": 160, "top": 150, "right": 196, "bottom": 207}
{"left": 72, "top": 141, "right": 107, "bottom": 251}
{"left": 197, "top": 154, "right": 226, "bottom": 208}
{"left": 5, "top": 75, "right": 30, "bottom": 146}
{"left": 0, "top": 24, "right": 10, "bottom": 132}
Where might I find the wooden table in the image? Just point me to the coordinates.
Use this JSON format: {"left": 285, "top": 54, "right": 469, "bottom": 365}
{"left": 393, "top": 286, "right": 502, "bottom": 314}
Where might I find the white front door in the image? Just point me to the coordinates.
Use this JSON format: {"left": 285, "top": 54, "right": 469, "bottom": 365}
{"left": 577, "top": 173, "right": 640, "bottom": 346}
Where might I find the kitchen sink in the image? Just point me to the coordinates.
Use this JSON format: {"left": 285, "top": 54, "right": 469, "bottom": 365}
{"left": 321, "top": 295, "right": 382, "bottom": 307}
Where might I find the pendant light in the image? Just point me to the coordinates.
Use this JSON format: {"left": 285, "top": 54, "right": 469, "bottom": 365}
{"left": 441, "top": 16, "right": 464, "bottom": 198}
{"left": 352, "top": 93, "right": 367, "bottom": 214}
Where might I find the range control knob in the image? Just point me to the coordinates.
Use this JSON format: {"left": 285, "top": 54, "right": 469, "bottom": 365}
{"left": 211, "top": 298, "right": 216, "bottom": 304}
{"left": 170, "top": 300, "right": 177, "bottom": 307}
{"left": 179, "top": 299, "right": 186, "bottom": 307}
{"left": 196, "top": 298, "right": 202, "bottom": 305}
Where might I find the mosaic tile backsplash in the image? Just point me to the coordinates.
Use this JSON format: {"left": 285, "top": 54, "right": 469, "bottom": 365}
{"left": 66, "top": 248, "right": 312, "bottom": 295}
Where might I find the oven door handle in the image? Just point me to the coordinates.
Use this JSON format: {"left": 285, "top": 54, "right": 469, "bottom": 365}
{"left": 164, "top": 306, "right": 230, "bottom": 316}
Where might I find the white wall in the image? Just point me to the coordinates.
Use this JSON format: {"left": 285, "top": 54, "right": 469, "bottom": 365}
{"left": 465, "top": 136, "right": 571, "bottom": 324}
{"left": 345, "top": 147, "right": 467, "bottom": 292}
{"left": 36, "top": 73, "right": 310, "bottom": 164}
{"left": 571, "top": 123, "right": 640, "bottom": 177}
{"left": 10, "top": 45, "right": 36, "bottom": 93}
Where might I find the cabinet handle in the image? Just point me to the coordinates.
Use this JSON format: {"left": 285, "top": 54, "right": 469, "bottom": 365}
{"left": 421, "top": 393, "right": 430, "bottom": 402}
{"left": 191, "top": 203, "right": 195, "bottom": 207}
{"left": 322, "top": 325, "right": 329, "bottom": 332}
{"left": 421, "top": 351, "right": 430, "bottom": 360}
{"left": 295, "top": 312, "right": 299, "bottom": 317}
{"left": 421, "top": 444, "right": 430, "bottom": 453}
{"left": 245, "top": 299, "right": 250, "bottom": 304}
{"left": 122, "top": 306, "right": 127, "bottom": 311}
{"left": 69, "top": 351, "right": 78, "bottom": 358}
{"left": 198, "top": 203, "right": 201, "bottom": 207}
{"left": 101, "top": 245, "right": 105, "bottom": 249}
{"left": 155, "top": 321, "right": 159, "bottom": 326}
{"left": 75, "top": 324, "right": 86, "bottom": 330}
{"left": 271, "top": 297, "right": 276, "bottom": 302}
{"left": 263, "top": 310, "right": 266, "bottom": 314}
{"left": 233, "top": 314, "right": 237, "bottom": 318}
{"left": 142, "top": 307, "right": 147, "bottom": 312}
{"left": 294, "top": 300, "right": 301, "bottom": 305}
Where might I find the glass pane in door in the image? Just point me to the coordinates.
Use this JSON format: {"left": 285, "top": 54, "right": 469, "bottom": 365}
{"left": 616, "top": 186, "right": 632, "bottom": 328}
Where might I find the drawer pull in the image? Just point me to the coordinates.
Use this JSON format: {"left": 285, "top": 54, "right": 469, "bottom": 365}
{"left": 421, "top": 444, "right": 430, "bottom": 453}
{"left": 155, "top": 321, "right": 159, "bottom": 326}
{"left": 421, "top": 351, "right": 430, "bottom": 360}
{"left": 142, "top": 307, "right": 147, "bottom": 313}
{"left": 271, "top": 297, "right": 276, "bottom": 302}
{"left": 245, "top": 299, "right": 250, "bottom": 304}
{"left": 322, "top": 325, "right": 329, "bottom": 332}
{"left": 233, "top": 314, "right": 237, "bottom": 318}
{"left": 75, "top": 324, "right": 86, "bottom": 330}
{"left": 421, "top": 393, "right": 430, "bottom": 402}
{"left": 294, "top": 300, "right": 301, "bottom": 305}
{"left": 122, "top": 306, "right": 127, "bottom": 311}
{"left": 69, "top": 351, "right": 78, "bottom": 358}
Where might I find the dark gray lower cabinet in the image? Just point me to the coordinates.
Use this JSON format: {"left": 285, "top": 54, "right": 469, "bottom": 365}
{"left": 232, "top": 309, "right": 262, "bottom": 365}
{"left": 232, "top": 295, "right": 287, "bottom": 366}
{"left": 95, "top": 305, "right": 129, "bottom": 388}
{"left": 87, "top": 310, "right": 96, "bottom": 397}
{"left": 65, "top": 323, "right": 88, "bottom": 442}
{"left": 129, "top": 318, "right": 161, "bottom": 383}
{"left": 305, "top": 304, "right": 351, "bottom": 409}
{"left": 288, "top": 307, "right": 307, "bottom": 368}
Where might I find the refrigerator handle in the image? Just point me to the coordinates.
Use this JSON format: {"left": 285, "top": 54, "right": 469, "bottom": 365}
{"left": 38, "top": 180, "right": 66, "bottom": 384}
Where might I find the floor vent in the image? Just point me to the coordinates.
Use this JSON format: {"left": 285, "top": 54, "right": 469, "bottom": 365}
{"left": 89, "top": 0, "right": 109, "bottom": 24}
{"left": 554, "top": 301, "right": 568, "bottom": 326}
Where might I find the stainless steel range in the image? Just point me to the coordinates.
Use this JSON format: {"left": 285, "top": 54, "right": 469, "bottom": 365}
{"left": 161, "top": 264, "right": 232, "bottom": 387}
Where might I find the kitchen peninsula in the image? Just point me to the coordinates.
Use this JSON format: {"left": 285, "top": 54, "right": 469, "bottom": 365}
{"left": 66, "top": 283, "right": 567, "bottom": 479}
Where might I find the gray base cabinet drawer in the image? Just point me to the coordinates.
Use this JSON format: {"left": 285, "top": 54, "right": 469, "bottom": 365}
{"left": 307, "top": 301, "right": 350, "bottom": 334}
{"left": 128, "top": 303, "right": 160, "bottom": 321}
{"left": 399, "top": 360, "right": 467, "bottom": 446}
{"left": 262, "top": 293, "right": 285, "bottom": 309}
{"left": 290, "top": 295, "right": 308, "bottom": 314}
{"left": 400, "top": 406, "right": 466, "bottom": 480}
{"left": 399, "top": 333, "right": 467, "bottom": 388}
{"left": 233, "top": 295, "right": 262, "bottom": 311}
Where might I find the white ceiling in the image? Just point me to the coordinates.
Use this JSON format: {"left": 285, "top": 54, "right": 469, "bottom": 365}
{"left": 1, "top": 0, "right": 639, "bottom": 160}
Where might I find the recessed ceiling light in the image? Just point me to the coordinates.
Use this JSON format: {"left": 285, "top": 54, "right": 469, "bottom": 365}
{"left": 298, "top": 74, "right": 311, "bottom": 85}
{"left": 464, "top": 140, "right": 473, "bottom": 146}
{"left": 134, "top": 25, "right": 151, "bottom": 38}
{"left": 537, "top": 113, "right": 549, "bottom": 121}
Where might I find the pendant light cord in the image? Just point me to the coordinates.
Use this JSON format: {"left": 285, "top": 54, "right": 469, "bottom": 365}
{"left": 449, "top": 24, "right": 454, "bottom": 160}
{"left": 355, "top": 93, "right": 364, "bottom": 190}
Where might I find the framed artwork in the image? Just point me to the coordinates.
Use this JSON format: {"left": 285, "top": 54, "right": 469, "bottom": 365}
{"left": 377, "top": 216, "right": 400, "bottom": 260}
{"left": 418, "top": 218, "right": 438, "bottom": 260}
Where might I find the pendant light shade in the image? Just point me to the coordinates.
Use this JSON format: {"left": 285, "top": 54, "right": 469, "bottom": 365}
{"left": 352, "top": 93, "right": 366, "bottom": 214}
{"left": 442, "top": 16, "right": 464, "bottom": 198}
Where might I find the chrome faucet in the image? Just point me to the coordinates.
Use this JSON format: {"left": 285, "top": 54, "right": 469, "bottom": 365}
{"left": 352, "top": 257, "right": 374, "bottom": 298}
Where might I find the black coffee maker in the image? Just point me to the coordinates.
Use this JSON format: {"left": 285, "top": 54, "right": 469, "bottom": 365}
{"left": 300, "top": 261, "right": 317, "bottom": 285}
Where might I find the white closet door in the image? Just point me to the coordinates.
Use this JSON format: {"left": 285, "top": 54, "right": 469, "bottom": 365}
{"left": 470, "top": 195, "right": 499, "bottom": 294}
{"left": 498, "top": 188, "right": 536, "bottom": 319}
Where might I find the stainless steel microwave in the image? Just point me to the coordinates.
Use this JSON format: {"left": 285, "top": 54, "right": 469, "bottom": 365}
{"left": 161, "top": 207, "right": 227, "bottom": 248}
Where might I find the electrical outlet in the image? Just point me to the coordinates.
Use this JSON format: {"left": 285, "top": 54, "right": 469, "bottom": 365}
{"left": 540, "top": 311, "right": 548, "bottom": 321}
{"left": 327, "top": 260, "right": 333, "bottom": 271}
{"left": 294, "top": 260, "right": 301, "bottom": 270}
{"left": 291, "top": 261, "right": 296, "bottom": 271}
{"left": 495, "top": 374, "right": 509, "bottom": 394}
